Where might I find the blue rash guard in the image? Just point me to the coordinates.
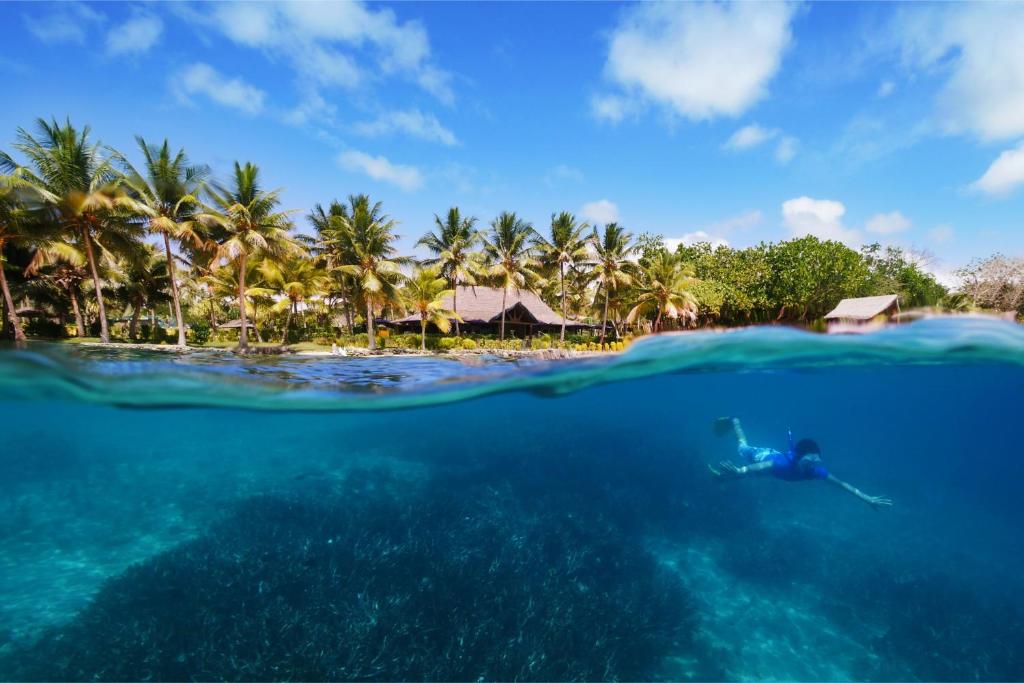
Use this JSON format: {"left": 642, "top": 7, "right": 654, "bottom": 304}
{"left": 738, "top": 437, "right": 829, "bottom": 482}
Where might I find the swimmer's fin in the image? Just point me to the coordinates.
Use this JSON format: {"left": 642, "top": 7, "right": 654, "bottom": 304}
{"left": 713, "top": 417, "right": 734, "bottom": 436}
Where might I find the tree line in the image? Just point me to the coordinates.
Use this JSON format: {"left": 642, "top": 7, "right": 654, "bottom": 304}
{"left": 0, "top": 117, "right": 975, "bottom": 352}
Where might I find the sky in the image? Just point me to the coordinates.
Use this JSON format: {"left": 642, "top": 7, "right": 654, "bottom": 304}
{"left": 3, "top": 1, "right": 1024, "bottom": 280}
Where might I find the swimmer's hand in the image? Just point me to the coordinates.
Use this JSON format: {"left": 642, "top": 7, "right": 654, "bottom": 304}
{"left": 864, "top": 494, "right": 894, "bottom": 509}
{"left": 708, "top": 461, "right": 747, "bottom": 478}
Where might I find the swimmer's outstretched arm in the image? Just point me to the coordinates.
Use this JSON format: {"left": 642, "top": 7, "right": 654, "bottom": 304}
{"left": 826, "top": 474, "right": 893, "bottom": 509}
{"left": 708, "top": 460, "right": 772, "bottom": 478}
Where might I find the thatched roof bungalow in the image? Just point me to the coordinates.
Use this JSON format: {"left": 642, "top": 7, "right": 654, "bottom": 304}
{"left": 387, "top": 285, "right": 593, "bottom": 336}
{"left": 824, "top": 294, "right": 899, "bottom": 333}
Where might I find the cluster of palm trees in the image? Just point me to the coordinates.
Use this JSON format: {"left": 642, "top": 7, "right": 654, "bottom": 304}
{"left": 1, "top": 118, "right": 702, "bottom": 351}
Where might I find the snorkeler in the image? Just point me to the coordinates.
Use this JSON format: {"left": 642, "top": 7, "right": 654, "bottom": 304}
{"left": 709, "top": 417, "right": 893, "bottom": 509}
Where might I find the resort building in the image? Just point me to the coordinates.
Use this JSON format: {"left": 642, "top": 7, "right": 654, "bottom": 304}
{"left": 824, "top": 294, "right": 900, "bottom": 333}
{"left": 388, "top": 285, "right": 592, "bottom": 337}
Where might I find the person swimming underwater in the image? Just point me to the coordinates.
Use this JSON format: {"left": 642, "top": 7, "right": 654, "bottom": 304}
{"left": 709, "top": 417, "right": 893, "bottom": 509}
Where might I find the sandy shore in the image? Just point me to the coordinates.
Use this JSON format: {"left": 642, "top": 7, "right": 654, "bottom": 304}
{"left": 57, "top": 341, "right": 610, "bottom": 359}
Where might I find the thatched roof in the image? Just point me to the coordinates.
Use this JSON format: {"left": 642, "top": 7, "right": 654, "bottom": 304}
{"left": 218, "top": 319, "right": 257, "bottom": 329}
{"left": 824, "top": 294, "right": 899, "bottom": 321}
{"left": 392, "top": 286, "right": 587, "bottom": 327}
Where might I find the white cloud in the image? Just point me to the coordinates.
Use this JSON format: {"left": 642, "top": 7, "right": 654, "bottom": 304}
{"left": 970, "top": 142, "right": 1024, "bottom": 197}
{"left": 774, "top": 136, "right": 798, "bottom": 164}
{"left": 174, "top": 63, "right": 266, "bottom": 116}
{"left": 353, "top": 109, "right": 457, "bottom": 146}
{"left": 724, "top": 123, "right": 775, "bottom": 151}
{"left": 781, "top": 196, "right": 861, "bottom": 245}
{"left": 894, "top": 4, "right": 1024, "bottom": 140}
{"left": 664, "top": 231, "right": 730, "bottom": 251}
{"left": 877, "top": 80, "right": 896, "bottom": 98}
{"left": 544, "top": 164, "right": 584, "bottom": 185}
{"left": 707, "top": 209, "right": 763, "bottom": 235}
{"left": 598, "top": 2, "right": 795, "bottom": 121}
{"left": 107, "top": 11, "right": 163, "bottom": 56}
{"left": 23, "top": 3, "right": 104, "bottom": 45}
{"left": 338, "top": 150, "right": 423, "bottom": 191}
{"left": 590, "top": 94, "right": 631, "bottom": 123}
{"left": 928, "top": 225, "right": 954, "bottom": 245}
{"left": 197, "top": 1, "right": 453, "bottom": 104}
{"left": 724, "top": 124, "right": 798, "bottom": 163}
{"left": 580, "top": 199, "right": 620, "bottom": 225}
{"left": 865, "top": 210, "right": 912, "bottom": 235}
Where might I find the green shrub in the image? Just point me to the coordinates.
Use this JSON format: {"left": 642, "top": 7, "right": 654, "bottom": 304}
{"left": 189, "top": 323, "right": 211, "bottom": 345}
{"left": 461, "top": 338, "right": 477, "bottom": 350}
{"left": 438, "top": 337, "right": 460, "bottom": 351}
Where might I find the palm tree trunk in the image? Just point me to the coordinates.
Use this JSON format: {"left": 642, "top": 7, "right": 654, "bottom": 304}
{"left": 238, "top": 252, "right": 248, "bottom": 350}
{"left": 366, "top": 298, "right": 376, "bottom": 350}
{"left": 453, "top": 285, "right": 460, "bottom": 337}
{"left": 69, "top": 287, "right": 85, "bottom": 337}
{"left": 654, "top": 309, "right": 663, "bottom": 333}
{"left": 149, "top": 308, "right": 157, "bottom": 341}
{"left": 559, "top": 262, "right": 567, "bottom": 343}
{"left": 500, "top": 287, "right": 507, "bottom": 341}
{"left": 252, "top": 304, "right": 264, "bottom": 343}
{"left": 600, "top": 284, "right": 610, "bottom": 344}
{"left": 282, "top": 303, "right": 293, "bottom": 345}
{"left": 81, "top": 226, "right": 109, "bottom": 343}
{"left": 421, "top": 319, "right": 427, "bottom": 351}
{"left": 0, "top": 246, "right": 26, "bottom": 343}
{"left": 129, "top": 297, "right": 142, "bottom": 340}
{"left": 163, "top": 233, "right": 187, "bottom": 348}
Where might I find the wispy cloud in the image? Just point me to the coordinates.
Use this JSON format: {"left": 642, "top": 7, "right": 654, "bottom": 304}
{"left": 107, "top": 10, "right": 163, "bottom": 56}
{"left": 580, "top": 199, "right": 620, "bottom": 225}
{"left": 970, "top": 142, "right": 1024, "bottom": 198}
{"left": 893, "top": 4, "right": 1024, "bottom": 141}
{"left": 173, "top": 63, "right": 266, "bottom": 116}
{"left": 188, "top": 1, "right": 453, "bottom": 105}
{"left": 595, "top": 2, "right": 795, "bottom": 122}
{"left": 353, "top": 109, "right": 457, "bottom": 146}
{"left": 23, "top": 2, "right": 104, "bottom": 45}
{"left": 724, "top": 123, "right": 798, "bottom": 164}
{"left": 865, "top": 211, "right": 912, "bottom": 235}
{"left": 338, "top": 150, "right": 423, "bottom": 191}
{"left": 544, "top": 164, "right": 584, "bottom": 186}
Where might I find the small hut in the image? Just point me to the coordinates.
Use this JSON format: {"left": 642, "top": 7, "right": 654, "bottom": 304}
{"left": 388, "top": 285, "right": 592, "bottom": 337}
{"left": 824, "top": 294, "right": 900, "bottom": 333}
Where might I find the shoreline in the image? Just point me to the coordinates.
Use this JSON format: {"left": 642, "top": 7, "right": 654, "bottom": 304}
{"left": 30, "top": 340, "right": 610, "bottom": 360}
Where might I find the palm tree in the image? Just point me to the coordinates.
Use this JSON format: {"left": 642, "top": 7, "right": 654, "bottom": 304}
{"left": 591, "top": 223, "right": 637, "bottom": 343}
{"left": 204, "top": 162, "right": 298, "bottom": 351}
{"left": 309, "top": 201, "right": 360, "bottom": 336}
{"left": 114, "top": 243, "right": 171, "bottom": 341}
{"left": 200, "top": 261, "right": 273, "bottom": 342}
{"left": 325, "top": 195, "right": 404, "bottom": 351}
{"left": 403, "top": 266, "right": 459, "bottom": 350}
{"left": 536, "top": 211, "right": 590, "bottom": 342}
{"left": 417, "top": 207, "right": 481, "bottom": 337}
{"left": 626, "top": 251, "right": 700, "bottom": 333}
{"left": 260, "top": 255, "right": 328, "bottom": 344}
{"left": 122, "top": 138, "right": 209, "bottom": 347}
{"left": 1, "top": 118, "right": 145, "bottom": 342}
{"left": 0, "top": 174, "right": 40, "bottom": 342}
{"left": 481, "top": 211, "right": 541, "bottom": 341}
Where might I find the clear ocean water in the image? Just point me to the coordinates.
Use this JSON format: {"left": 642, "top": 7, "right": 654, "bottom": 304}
{"left": 1, "top": 318, "right": 1022, "bottom": 681}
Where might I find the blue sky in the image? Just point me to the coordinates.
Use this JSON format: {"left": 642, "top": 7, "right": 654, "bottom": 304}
{"left": 3, "top": 1, "right": 1024, "bottom": 279}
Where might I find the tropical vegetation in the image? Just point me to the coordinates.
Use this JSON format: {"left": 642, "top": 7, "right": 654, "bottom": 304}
{"left": 0, "top": 117, "right": 982, "bottom": 352}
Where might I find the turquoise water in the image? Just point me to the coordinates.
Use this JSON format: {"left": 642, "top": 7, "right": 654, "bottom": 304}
{"left": 1, "top": 319, "right": 1023, "bottom": 680}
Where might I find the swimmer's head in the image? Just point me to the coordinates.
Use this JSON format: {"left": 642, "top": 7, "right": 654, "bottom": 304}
{"left": 795, "top": 438, "right": 821, "bottom": 461}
